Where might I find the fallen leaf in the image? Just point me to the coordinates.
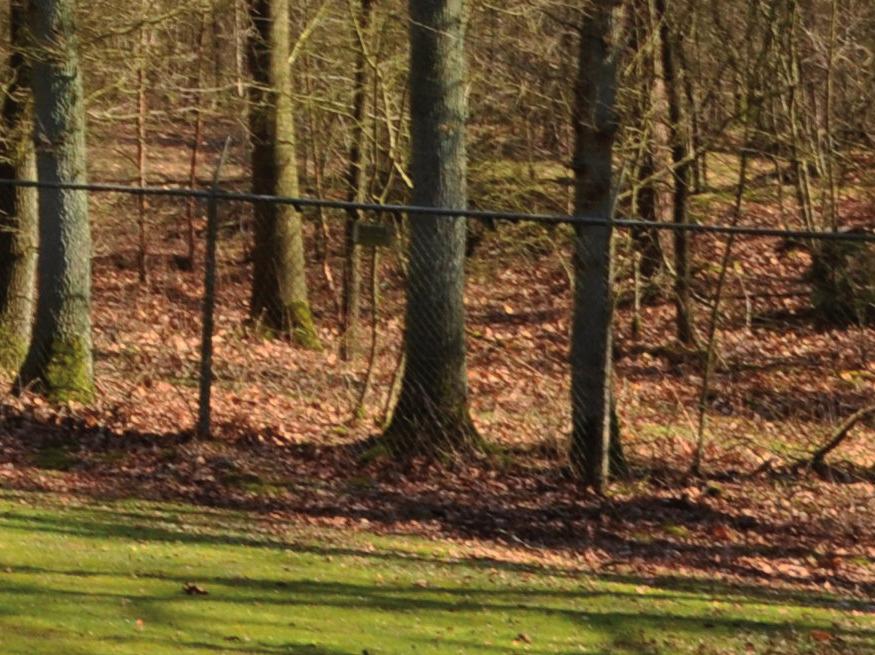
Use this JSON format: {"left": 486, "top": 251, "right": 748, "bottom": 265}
{"left": 709, "top": 524, "right": 732, "bottom": 540}
{"left": 810, "top": 630, "right": 832, "bottom": 643}
{"left": 183, "top": 582, "right": 208, "bottom": 596}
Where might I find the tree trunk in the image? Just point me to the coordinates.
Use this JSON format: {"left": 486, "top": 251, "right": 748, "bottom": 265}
{"left": 341, "top": 0, "right": 374, "bottom": 360}
{"left": 569, "top": 0, "right": 620, "bottom": 491}
{"left": 383, "top": 0, "right": 477, "bottom": 454}
{"left": 655, "top": 0, "right": 695, "bottom": 344}
{"left": 247, "top": 0, "right": 320, "bottom": 348}
{"left": 0, "top": 0, "right": 37, "bottom": 374}
{"left": 632, "top": 147, "right": 662, "bottom": 278}
{"left": 184, "top": 12, "right": 208, "bottom": 270}
{"left": 234, "top": 0, "right": 246, "bottom": 99}
{"left": 135, "top": 3, "right": 149, "bottom": 284}
{"left": 17, "top": 0, "right": 94, "bottom": 402}
{"left": 630, "top": 0, "right": 662, "bottom": 279}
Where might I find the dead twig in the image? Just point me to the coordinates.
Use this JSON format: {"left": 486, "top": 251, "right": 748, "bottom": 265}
{"left": 808, "top": 404, "right": 875, "bottom": 470}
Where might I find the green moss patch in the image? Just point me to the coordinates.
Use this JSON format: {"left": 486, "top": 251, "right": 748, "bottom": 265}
{"left": 23, "top": 336, "right": 95, "bottom": 404}
{"left": 0, "top": 325, "right": 28, "bottom": 374}
{"left": 31, "top": 446, "right": 79, "bottom": 472}
{"left": 289, "top": 301, "right": 322, "bottom": 351}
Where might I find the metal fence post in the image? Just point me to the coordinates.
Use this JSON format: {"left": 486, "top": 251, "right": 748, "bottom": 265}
{"left": 196, "top": 138, "right": 231, "bottom": 439}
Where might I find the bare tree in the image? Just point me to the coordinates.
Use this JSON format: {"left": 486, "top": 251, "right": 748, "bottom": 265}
{"left": 247, "top": 0, "right": 321, "bottom": 347}
{"left": 569, "top": 0, "right": 620, "bottom": 490}
{"left": 383, "top": 0, "right": 478, "bottom": 454}
{"left": 0, "top": 0, "right": 37, "bottom": 373}
{"left": 341, "top": 0, "right": 375, "bottom": 360}
{"left": 654, "top": 0, "right": 695, "bottom": 345}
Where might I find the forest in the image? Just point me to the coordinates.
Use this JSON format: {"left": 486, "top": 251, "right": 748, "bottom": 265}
{"left": 0, "top": 0, "right": 873, "bottom": 653}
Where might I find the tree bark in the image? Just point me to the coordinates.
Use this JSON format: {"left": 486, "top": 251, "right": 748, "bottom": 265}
{"left": 629, "top": 0, "right": 662, "bottom": 278}
{"left": 383, "top": 0, "right": 477, "bottom": 454}
{"left": 633, "top": 149, "right": 662, "bottom": 277}
{"left": 341, "top": 0, "right": 374, "bottom": 360}
{"left": 655, "top": 0, "right": 695, "bottom": 345}
{"left": 569, "top": 0, "right": 620, "bottom": 491}
{"left": 17, "top": 0, "right": 94, "bottom": 402}
{"left": 247, "top": 0, "right": 320, "bottom": 348}
{"left": 184, "top": 12, "right": 208, "bottom": 270}
{"left": 0, "top": 0, "right": 37, "bottom": 374}
{"left": 135, "top": 2, "right": 149, "bottom": 284}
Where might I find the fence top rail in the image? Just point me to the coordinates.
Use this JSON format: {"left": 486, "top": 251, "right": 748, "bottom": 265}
{"left": 2, "top": 177, "right": 874, "bottom": 244}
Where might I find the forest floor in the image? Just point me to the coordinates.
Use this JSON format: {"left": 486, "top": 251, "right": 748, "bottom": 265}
{"left": 0, "top": 489, "right": 871, "bottom": 655}
{"left": 0, "top": 138, "right": 873, "bottom": 651}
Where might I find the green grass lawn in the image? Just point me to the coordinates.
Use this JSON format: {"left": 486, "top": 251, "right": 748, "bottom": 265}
{"left": 0, "top": 490, "right": 870, "bottom": 654}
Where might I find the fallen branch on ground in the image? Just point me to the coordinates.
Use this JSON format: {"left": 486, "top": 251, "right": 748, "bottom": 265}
{"left": 808, "top": 404, "right": 875, "bottom": 470}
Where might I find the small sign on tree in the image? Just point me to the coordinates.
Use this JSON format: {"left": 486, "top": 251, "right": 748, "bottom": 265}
{"left": 353, "top": 222, "right": 395, "bottom": 248}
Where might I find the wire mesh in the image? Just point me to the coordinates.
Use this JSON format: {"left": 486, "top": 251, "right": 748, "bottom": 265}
{"left": 0, "top": 178, "right": 873, "bottom": 481}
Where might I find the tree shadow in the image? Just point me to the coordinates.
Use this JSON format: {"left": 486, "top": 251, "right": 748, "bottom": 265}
{"left": 0, "top": 499, "right": 871, "bottom": 617}
{"left": 0, "top": 556, "right": 872, "bottom": 655}
{"left": 0, "top": 405, "right": 872, "bottom": 601}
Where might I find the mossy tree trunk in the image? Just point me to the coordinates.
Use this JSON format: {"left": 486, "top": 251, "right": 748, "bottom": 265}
{"left": 247, "top": 0, "right": 320, "bottom": 348}
{"left": 17, "top": 0, "right": 94, "bottom": 402}
{"left": 383, "top": 0, "right": 478, "bottom": 454}
{"left": 569, "top": 0, "right": 620, "bottom": 491}
{"left": 0, "top": 0, "right": 38, "bottom": 374}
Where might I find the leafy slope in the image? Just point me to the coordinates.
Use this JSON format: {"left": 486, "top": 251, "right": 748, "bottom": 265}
{"left": 0, "top": 491, "right": 871, "bottom": 654}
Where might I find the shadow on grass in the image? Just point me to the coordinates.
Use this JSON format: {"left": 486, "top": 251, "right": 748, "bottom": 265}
{"left": 0, "top": 569, "right": 872, "bottom": 655}
{"left": 0, "top": 405, "right": 872, "bottom": 603}
{"left": 0, "top": 497, "right": 872, "bottom": 617}
{"left": 0, "top": 492, "right": 872, "bottom": 654}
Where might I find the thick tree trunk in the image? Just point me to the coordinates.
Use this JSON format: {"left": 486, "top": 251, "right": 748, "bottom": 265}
{"left": 569, "top": 0, "right": 619, "bottom": 491}
{"left": 17, "top": 0, "right": 94, "bottom": 402}
{"left": 247, "top": 0, "right": 320, "bottom": 348}
{"left": 383, "top": 0, "right": 477, "bottom": 454}
{"left": 341, "top": 0, "right": 374, "bottom": 360}
{"left": 0, "top": 0, "right": 37, "bottom": 373}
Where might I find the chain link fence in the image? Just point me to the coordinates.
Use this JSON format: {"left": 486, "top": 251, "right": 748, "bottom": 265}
{"left": 1, "top": 177, "right": 874, "bottom": 479}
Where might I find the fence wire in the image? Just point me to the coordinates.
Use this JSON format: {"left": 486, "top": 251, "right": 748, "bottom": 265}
{"left": 0, "top": 177, "right": 873, "bottom": 480}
